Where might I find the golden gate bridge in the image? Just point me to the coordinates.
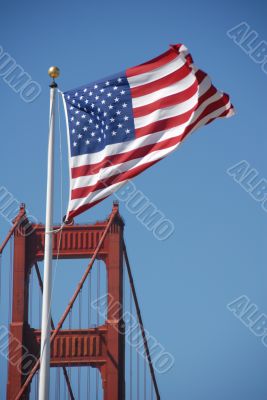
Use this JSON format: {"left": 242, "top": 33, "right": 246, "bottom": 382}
{"left": 0, "top": 202, "right": 164, "bottom": 399}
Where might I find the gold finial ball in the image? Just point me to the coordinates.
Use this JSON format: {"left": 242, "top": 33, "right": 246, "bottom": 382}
{"left": 48, "top": 66, "right": 60, "bottom": 79}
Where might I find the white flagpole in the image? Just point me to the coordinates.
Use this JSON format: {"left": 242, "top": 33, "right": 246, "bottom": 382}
{"left": 38, "top": 66, "right": 60, "bottom": 400}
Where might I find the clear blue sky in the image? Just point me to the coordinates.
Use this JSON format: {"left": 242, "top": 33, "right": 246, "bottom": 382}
{"left": 0, "top": 0, "right": 266, "bottom": 399}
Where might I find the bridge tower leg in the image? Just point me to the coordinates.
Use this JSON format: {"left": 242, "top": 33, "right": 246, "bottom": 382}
{"left": 6, "top": 203, "right": 125, "bottom": 400}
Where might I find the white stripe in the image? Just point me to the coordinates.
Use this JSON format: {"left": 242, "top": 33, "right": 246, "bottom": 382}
{"left": 190, "top": 100, "right": 232, "bottom": 136}
{"left": 72, "top": 140, "right": 181, "bottom": 190}
{"left": 134, "top": 92, "right": 199, "bottom": 129}
{"left": 69, "top": 101, "right": 232, "bottom": 212}
{"left": 70, "top": 143, "right": 179, "bottom": 207}
{"left": 128, "top": 56, "right": 186, "bottom": 88}
{"left": 70, "top": 181, "right": 127, "bottom": 212}
{"left": 132, "top": 71, "right": 196, "bottom": 108}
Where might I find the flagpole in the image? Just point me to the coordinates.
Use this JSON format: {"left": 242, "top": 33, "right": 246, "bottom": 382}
{"left": 38, "top": 66, "right": 60, "bottom": 400}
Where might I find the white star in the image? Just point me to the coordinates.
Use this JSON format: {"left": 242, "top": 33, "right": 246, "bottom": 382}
{"left": 98, "top": 107, "right": 101, "bottom": 113}
{"left": 125, "top": 129, "right": 130, "bottom": 134}
{"left": 112, "top": 131, "right": 116, "bottom": 136}
{"left": 79, "top": 96, "right": 83, "bottom": 100}
{"left": 107, "top": 92, "right": 112, "bottom": 97}
{"left": 105, "top": 125, "right": 109, "bottom": 130}
{"left": 91, "top": 111, "right": 94, "bottom": 116}
{"left": 101, "top": 99, "right": 106, "bottom": 104}
{"left": 122, "top": 103, "right": 127, "bottom": 108}
{"left": 89, "top": 119, "right": 93, "bottom": 123}
{"left": 113, "top": 86, "right": 118, "bottom": 90}
{"left": 95, "top": 124, "right": 99, "bottom": 129}
{"left": 89, "top": 91, "right": 93, "bottom": 96}
{"left": 76, "top": 121, "right": 80, "bottom": 126}
{"left": 116, "top": 110, "right": 121, "bottom": 115}
{"left": 71, "top": 117, "right": 74, "bottom": 121}
{"left": 120, "top": 90, "right": 125, "bottom": 95}
{"left": 100, "top": 88, "right": 105, "bottom": 93}
{"left": 105, "top": 81, "right": 110, "bottom": 86}
{"left": 75, "top": 92, "right": 78, "bottom": 97}
{"left": 91, "top": 132, "right": 96, "bottom": 137}
{"left": 83, "top": 126, "right": 88, "bottom": 131}
{"left": 101, "top": 121, "right": 105, "bottom": 125}
{"left": 118, "top": 123, "right": 122, "bottom": 128}
{"left": 75, "top": 110, "right": 80, "bottom": 114}
{"left": 85, "top": 99, "right": 89, "bottom": 104}
{"left": 72, "top": 129, "right": 75, "bottom": 133}
{"left": 70, "top": 106, "right": 74, "bottom": 110}
{"left": 94, "top": 84, "right": 98, "bottom": 89}
{"left": 67, "top": 95, "right": 70, "bottom": 99}
{"left": 91, "top": 103, "right": 95, "bottom": 108}
{"left": 73, "top": 141, "right": 77, "bottom": 147}
{"left": 97, "top": 116, "right": 100, "bottom": 120}
{"left": 108, "top": 105, "right": 113, "bottom": 109}
{"left": 98, "top": 137, "right": 101, "bottom": 142}
{"left": 86, "top": 139, "right": 90, "bottom": 144}
{"left": 114, "top": 97, "right": 119, "bottom": 102}
{"left": 83, "top": 88, "right": 87, "bottom": 92}
{"left": 110, "top": 117, "right": 115, "bottom": 122}
{"left": 78, "top": 103, "right": 81, "bottom": 108}
{"left": 95, "top": 95, "right": 99, "bottom": 100}
{"left": 103, "top": 112, "right": 107, "bottom": 117}
{"left": 118, "top": 78, "right": 122, "bottom": 83}
{"left": 78, "top": 134, "right": 82, "bottom": 139}
{"left": 101, "top": 129, "right": 104, "bottom": 133}
{"left": 81, "top": 114, "right": 86, "bottom": 119}
{"left": 72, "top": 99, "right": 75, "bottom": 104}
{"left": 124, "top": 116, "right": 129, "bottom": 121}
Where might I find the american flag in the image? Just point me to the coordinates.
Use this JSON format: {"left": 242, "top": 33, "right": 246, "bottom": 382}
{"left": 63, "top": 44, "right": 234, "bottom": 219}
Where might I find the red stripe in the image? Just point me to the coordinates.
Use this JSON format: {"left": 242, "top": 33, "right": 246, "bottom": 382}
{"left": 71, "top": 158, "right": 162, "bottom": 200}
{"left": 180, "top": 93, "right": 231, "bottom": 141}
{"left": 132, "top": 68, "right": 207, "bottom": 118}
{"left": 135, "top": 107, "right": 196, "bottom": 138}
{"left": 134, "top": 85, "right": 227, "bottom": 139}
{"left": 68, "top": 197, "right": 108, "bottom": 219}
{"left": 72, "top": 134, "right": 183, "bottom": 179}
{"left": 126, "top": 45, "right": 183, "bottom": 78}
{"left": 130, "top": 63, "right": 191, "bottom": 98}
{"left": 133, "top": 79, "right": 198, "bottom": 118}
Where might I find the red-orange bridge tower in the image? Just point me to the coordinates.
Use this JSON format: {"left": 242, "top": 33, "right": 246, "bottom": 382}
{"left": 0, "top": 203, "right": 160, "bottom": 400}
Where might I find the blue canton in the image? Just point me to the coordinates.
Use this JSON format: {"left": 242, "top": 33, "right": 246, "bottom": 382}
{"left": 64, "top": 72, "right": 135, "bottom": 157}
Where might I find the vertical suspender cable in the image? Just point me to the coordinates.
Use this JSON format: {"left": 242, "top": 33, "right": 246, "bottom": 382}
{"left": 78, "top": 289, "right": 82, "bottom": 400}
{"left": 68, "top": 308, "right": 72, "bottom": 397}
{"left": 151, "top": 376, "right": 154, "bottom": 400}
{"left": 29, "top": 270, "right": 33, "bottom": 325}
{"left": 144, "top": 355, "right": 147, "bottom": 400}
{"left": 137, "top": 338, "right": 140, "bottom": 400}
{"left": 87, "top": 273, "right": 91, "bottom": 400}
{"left": 0, "top": 253, "right": 2, "bottom": 306}
{"left": 96, "top": 260, "right": 100, "bottom": 400}
{"left": 8, "top": 237, "right": 13, "bottom": 326}
{"left": 129, "top": 286, "right": 133, "bottom": 400}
